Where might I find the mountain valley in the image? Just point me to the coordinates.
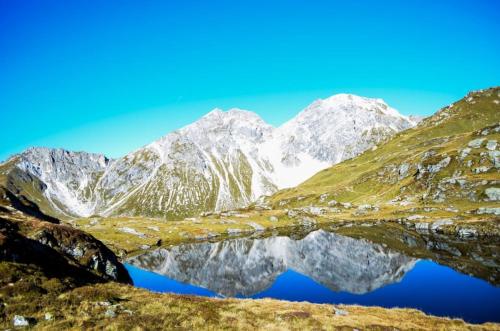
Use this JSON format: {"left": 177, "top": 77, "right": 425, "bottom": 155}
{"left": 1, "top": 87, "right": 499, "bottom": 329}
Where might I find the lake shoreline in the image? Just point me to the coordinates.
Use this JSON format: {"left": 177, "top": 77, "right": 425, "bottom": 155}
{"left": 72, "top": 208, "right": 500, "bottom": 259}
{"left": 2, "top": 276, "right": 499, "bottom": 330}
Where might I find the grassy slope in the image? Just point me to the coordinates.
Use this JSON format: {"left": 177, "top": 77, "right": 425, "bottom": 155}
{"left": 270, "top": 87, "right": 500, "bottom": 209}
{"left": 1, "top": 264, "right": 498, "bottom": 331}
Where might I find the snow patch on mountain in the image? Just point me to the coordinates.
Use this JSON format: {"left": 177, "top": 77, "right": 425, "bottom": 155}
{"left": 13, "top": 147, "right": 110, "bottom": 217}
{"left": 2, "top": 94, "right": 417, "bottom": 218}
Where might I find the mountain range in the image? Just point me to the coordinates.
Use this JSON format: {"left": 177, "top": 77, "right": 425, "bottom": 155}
{"left": 0, "top": 94, "right": 418, "bottom": 219}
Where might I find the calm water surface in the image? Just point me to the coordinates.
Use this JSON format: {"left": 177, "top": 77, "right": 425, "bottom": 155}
{"left": 125, "top": 229, "right": 500, "bottom": 323}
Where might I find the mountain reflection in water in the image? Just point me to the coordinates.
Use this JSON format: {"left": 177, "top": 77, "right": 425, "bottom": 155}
{"left": 128, "top": 230, "right": 416, "bottom": 296}
{"left": 126, "top": 229, "right": 500, "bottom": 323}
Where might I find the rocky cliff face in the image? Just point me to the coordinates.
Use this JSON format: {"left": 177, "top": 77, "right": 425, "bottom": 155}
{"left": 92, "top": 109, "right": 278, "bottom": 218}
{"left": 128, "top": 230, "right": 417, "bottom": 296}
{"left": 0, "top": 94, "right": 415, "bottom": 219}
{"left": 0, "top": 197, "right": 131, "bottom": 284}
{"left": 0, "top": 148, "right": 110, "bottom": 218}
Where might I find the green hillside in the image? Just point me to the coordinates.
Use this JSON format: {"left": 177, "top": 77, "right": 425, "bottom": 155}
{"left": 269, "top": 87, "right": 500, "bottom": 216}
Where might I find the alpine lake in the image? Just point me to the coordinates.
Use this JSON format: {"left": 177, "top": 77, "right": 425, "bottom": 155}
{"left": 124, "top": 223, "right": 500, "bottom": 324}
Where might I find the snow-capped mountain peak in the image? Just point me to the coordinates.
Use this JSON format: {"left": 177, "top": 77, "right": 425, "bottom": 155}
{"left": 200, "top": 107, "right": 267, "bottom": 124}
{"left": 295, "top": 93, "right": 404, "bottom": 120}
{"left": 1, "top": 94, "right": 417, "bottom": 219}
{"left": 276, "top": 93, "right": 414, "bottom": 163}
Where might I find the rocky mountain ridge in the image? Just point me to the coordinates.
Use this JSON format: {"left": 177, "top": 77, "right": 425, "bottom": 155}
{"left": 0, "top": 94, "right": 416, "bottom": 219}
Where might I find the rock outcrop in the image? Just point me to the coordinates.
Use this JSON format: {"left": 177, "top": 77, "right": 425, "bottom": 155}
{"left": 0, "top": 198, "right": 131, "bottom": 284}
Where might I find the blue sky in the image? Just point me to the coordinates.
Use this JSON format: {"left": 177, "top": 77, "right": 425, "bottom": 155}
{"left": 1, "top": 0, "right": 499, "bottom": 161}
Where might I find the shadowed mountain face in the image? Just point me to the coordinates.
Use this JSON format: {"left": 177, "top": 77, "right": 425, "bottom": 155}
{"left": 0, "top": 200, "right": 132, "bottom": 286}
{"left": 128, "top": 230, "right": 417, "bottom": 296}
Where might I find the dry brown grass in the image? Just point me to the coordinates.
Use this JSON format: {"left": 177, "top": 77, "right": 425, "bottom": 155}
{"left": 5, "top": 282, "right": 497, "bottom": 331}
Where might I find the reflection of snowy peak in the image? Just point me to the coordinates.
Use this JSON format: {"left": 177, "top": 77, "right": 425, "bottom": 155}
{"left": 129, "top": 230, "right": 417, "bottom": 296}
{"left": 1, "top": 94, "right": 415, "bottom": 219}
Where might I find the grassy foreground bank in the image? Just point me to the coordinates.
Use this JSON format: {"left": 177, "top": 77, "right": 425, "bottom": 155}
{"left": 2, "top": 272, "right": 499, "bottom": 331}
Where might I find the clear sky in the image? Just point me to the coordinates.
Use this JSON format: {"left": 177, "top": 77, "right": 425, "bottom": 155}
{"left": 1, "top": 0, "right": 499, "bottom": 161}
